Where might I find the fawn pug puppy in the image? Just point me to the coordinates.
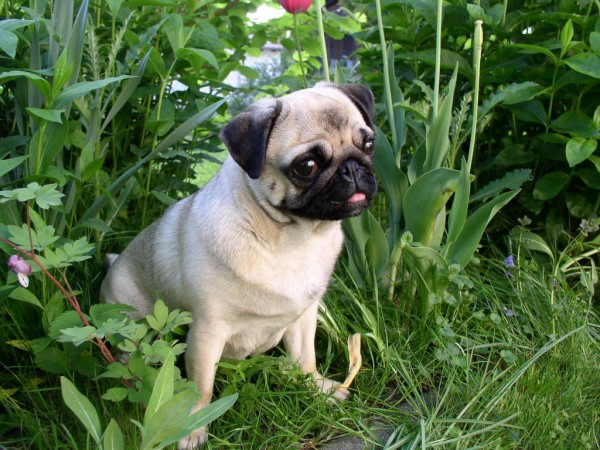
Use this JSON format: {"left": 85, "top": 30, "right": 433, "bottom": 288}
{"left": 100, "top": 83, "right": 377, "bottom": 448}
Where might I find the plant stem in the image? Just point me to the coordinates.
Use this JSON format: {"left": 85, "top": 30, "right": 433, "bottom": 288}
{"left": 375, "top": 0, "right": 397, "bottom": 150}
{"left": 467, "top": 20, "right": 483, "bottom": 173}
{"left": 293, "top": 13, "right": 308, "bottom": 87}
{"left": 314, "top": 0, "right": 329, "bottom": 82}
{"left": 433, "top": 0, "right": 443, "bottom": 118}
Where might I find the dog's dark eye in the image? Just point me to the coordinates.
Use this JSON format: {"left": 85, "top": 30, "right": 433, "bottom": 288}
{"left": 363, "top": 139, "right": 375, "bottom": 155}
{"left": 292, "top": 159, "right": 320, "bottom": 178}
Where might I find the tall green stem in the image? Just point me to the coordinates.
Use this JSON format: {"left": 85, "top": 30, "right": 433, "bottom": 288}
{"left": 375, "top": 0, "right": 397, "bottom": 150}
{"left": 467, "top": 20, "right": 483, "bottom": 173}
{"left": 293, "top": 13, "right": 308, "bottom": 87}
{"left": 433, "top": 0, "right": 443, "bottom": 118}
{"left": 314, "top": 0, "right": 330, "bottom": 82}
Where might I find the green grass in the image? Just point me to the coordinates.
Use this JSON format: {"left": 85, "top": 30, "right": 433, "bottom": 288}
{"left": 1, "top": 247, "right": 598, "bottom": 449}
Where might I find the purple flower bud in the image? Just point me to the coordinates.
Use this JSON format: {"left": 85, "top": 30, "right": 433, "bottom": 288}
{"left": 8, "top": 255, "right": 32, "bottom": 288}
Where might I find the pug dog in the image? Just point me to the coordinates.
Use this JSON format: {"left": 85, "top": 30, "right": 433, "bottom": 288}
{"left": 100, "top": 83, "right": 377, "bottom": 448}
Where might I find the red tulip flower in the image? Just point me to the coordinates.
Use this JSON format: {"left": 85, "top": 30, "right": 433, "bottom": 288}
{"left": 280, "top": 0, "right": 312, "bottom": 14}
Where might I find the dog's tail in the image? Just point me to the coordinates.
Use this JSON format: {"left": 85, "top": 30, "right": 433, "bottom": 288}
{"left": 104, "top": 253, "right": 119, "bottom": 272}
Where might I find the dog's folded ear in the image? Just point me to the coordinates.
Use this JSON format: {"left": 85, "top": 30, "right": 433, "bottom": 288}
{"left": 319, "top": 83, "right": 375, "bottom": 130}
{"left": 220, "top": 98, "right": 283, "bottom": 179}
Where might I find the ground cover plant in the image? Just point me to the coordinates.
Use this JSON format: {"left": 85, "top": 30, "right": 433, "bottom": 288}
{"left": 1, "top": 0, "right": 599, "bottom": 448}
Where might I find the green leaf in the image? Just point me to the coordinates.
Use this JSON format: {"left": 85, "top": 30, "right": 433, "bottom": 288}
{"left": 424, "top": 67, "right": 458, "bottom": 173}
{"left": 176, "top": 48, "right": 219, "bottom": 70}
{"left": 102, "top": 387, "right": 129, "bottom": 402}
{"left": 533, "top": 171, "right": 570, "bottom": 200}
{"left": 0, "top": 71, "right": 52, "bottom": 100}
{"left": 551, "top": 111, "right": 598, "bottom": 138}
{"left": 446, "top": 190, "right": 520, "bottom": 267}
{"left": 49, "top": 311, "right": 90, "bottom": 339}
{"left": 510, "top": 231, "right": 554, "bottom": 259}
{"left": 373, "top": 126, "right": 408, "bottom": 241}
{"left": 103, "top": 418, "right": 125, "bottom": 450}
{"left": 576, "top": 167, "right": 600, "bottom": 189}
{"left": 564, "top": 53, "right": 600, "bottom": 79}
{"left": 29, "top": 122, "right": 69, "bottom": 175}
{"left": 0, "top": 29, "right": 18, "bottom": 57}
{"left": 26, "top": 108, "right": 64, "bottom": 124}
{"left": 60, "top": 376, "right": 102, "bottom": 444}
{"left": 9, "top": 287, "right": 43, "bottom": 309}
{"left": 470, "top": 169, "right": 532, "bottom": 203}
{"left": 145, "top": 353, "right": 175, "bottom": 426}
{"left": 52, "top": 75, "right": 136, "bottom": 109}
{"left": 560, "top": 20, "right": 574, "bottom": 57}
{"left": 141, "top": 390, "right": 199, "bottom": 450}
{"left": 566, "top": 137, "right": 597, "bottom": 167}
{"left": 160, "top": 393, "right": 238, "bottom": 448}
{"left": 106, "top": 0, "right": 124, "bottom": 16}
{"left": 0, "top": 155, "right": 28, "bottom": 178}
{"left": 446, "top": 159, "right": 471, "bottom": 246}
{"left": 58, "top": 326, "right": 97, "bottom": 346}
{"left": 566, "top": 192, "right": 594, "bottom": 218}
{"left": 403, "top": 168, "right": 461, "bottom": 246}
{"left": 591, "top": 32, "right": 600, "bottom": 55}
{"left": 500, "top": 82, "right": 545, "bottom": 105}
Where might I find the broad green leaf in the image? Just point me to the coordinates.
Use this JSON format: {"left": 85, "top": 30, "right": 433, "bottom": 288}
{"left": 176, "top": 48, "right": 219, "bottom": 70}
{"left": 26, "top": 107, "right": 64, "bottom": 124}
{"left": 533, "top": 171, "right": 570, "bottom": 200}
{"left": 446, "top": 190, "right": 519, "bottom": 267}
{"left": 58, "top": 326, "right": 97, "bottom": 346}
{"left": 0, "top": 70, "right": 51, "bottom": 100}
{"left": 512, "top": 43, "right": 557, "bottom": 64}
{"left": 51, "top": 50, "right": 74, "bottom": 99}
{"left": 0, "top": 29, "right": 18, "bottom": 57}
{"left": 141, "top": 390, "right": 199, "bottom": 450}
{"left": 576, "top": 167, "right": 600, "bottom": 189}
{"left": 28, "top": 122, "right": 69, "bottom": 175}
{"left": 103, "top": 419, "right": 125, "bottom": 450}
{"left": 49, "top": 311, "right": 90, "bottom": 339}
{"left": 164, "top": 14, "right": 187, "bottom": 53}
{"left": 106, "top": 0, "right": 124, "bottom": 16}
{"left": 373, "top": 126, "right": 408, "bottom": 241}
{"left": 160, "top": 393, "right": 239, "bottom": 447}
{"left": 591, "top": 32, "right": 600, "bottom": 55}
{"left": 60, "top": 376, "right": 102, "bottom": 444}
{"left": 424, "top": 67, "right": 458, "bottom": 173}
{"left": 52, "top": 75, "right": 136, "bottom": 109}
{"left": 0, "top": 155, "right": 28, "bottom": 178}
{"left": 102, "top": 387, "right": 129, "bottom": 402}
{"left": 35, "top": 346, "right": 69, "bottom": 373}
{"left": 9, "top": 287, "right": 43, "bottom": 309}
{"left": 565, "top": 53, "right": 600, "bottom": 79}
{"left": 400, "top": 49, "right": 472, "bottom": 77}
{"left": 551, "top": 111, "right": 598, "bottom": 138}
{"left": 145, "top": 353, "right": 175, "bottom": 426}
{"left": 66, "top": 0, "right": 89, "bottom": 87}
{"left": 402, "top": 245, "right": 448, "bottom": 314}
{"left": 403, "top": 168, "right": 461, "bottom": 246}
{"left": 566, "top": 137, "right": 597, "bottom": 167}
{"left": 446, "top": 159, "right": 471, "bottom": 246}
{"left": 343, "top": 211, "right": 388, "bottom": 284}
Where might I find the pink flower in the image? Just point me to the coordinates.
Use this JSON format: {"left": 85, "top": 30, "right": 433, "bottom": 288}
{"left": 280, "top": 0, "right": 312, "bottom": 14}
{"left": 8, "top": 255, "right": 32, "bottom": 288}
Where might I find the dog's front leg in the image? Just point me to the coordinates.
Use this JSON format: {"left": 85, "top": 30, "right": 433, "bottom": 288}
{"left": 282, "top": 301, "right": 350, "bottom": 401}
{"left": 178, "top": 324, "right": 227, "bottom": 450}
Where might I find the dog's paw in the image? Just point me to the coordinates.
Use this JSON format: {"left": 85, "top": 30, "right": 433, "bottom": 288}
{"left": 177, "top": 427, "right": 207, "bottom": 449}
{"left": 316, "top": 376, "right": 350, "bottom": 402}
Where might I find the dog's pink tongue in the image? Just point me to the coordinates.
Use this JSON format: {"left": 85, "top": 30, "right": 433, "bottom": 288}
{"left": 348, "top": 192, "right": 366, "bottom": 203}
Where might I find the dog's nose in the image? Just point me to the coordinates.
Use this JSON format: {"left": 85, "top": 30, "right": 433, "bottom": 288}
{"left": 339, "top": 159, "right": 362, "bottom": 182}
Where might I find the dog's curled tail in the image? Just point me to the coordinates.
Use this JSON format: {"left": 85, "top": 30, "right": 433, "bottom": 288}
{"left": 104, "top": 253, "right": 119, "bottom": 272}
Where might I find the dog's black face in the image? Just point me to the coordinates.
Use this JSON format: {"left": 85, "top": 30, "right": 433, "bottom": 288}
{"left": 282, "top": 141, "right": 377, "bottom": 221}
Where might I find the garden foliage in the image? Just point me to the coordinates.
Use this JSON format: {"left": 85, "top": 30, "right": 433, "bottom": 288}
{"left": 0, "top": 0, "right": 598, "bottom": 448}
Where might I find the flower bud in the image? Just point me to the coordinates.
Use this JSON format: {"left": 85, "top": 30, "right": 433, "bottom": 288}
{"left": 280, "top": 0, "right": 312, "bottom": 14}
{"left": 8, "top": 255, "right": 32, "bottom": 288}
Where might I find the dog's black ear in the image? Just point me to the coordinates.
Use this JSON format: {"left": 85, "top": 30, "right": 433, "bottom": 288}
{"left": 220, "top": 98, "right": 282, "bottom": 179}
{"left": 330, "top": 84, "right": 375, "bottom": 130}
